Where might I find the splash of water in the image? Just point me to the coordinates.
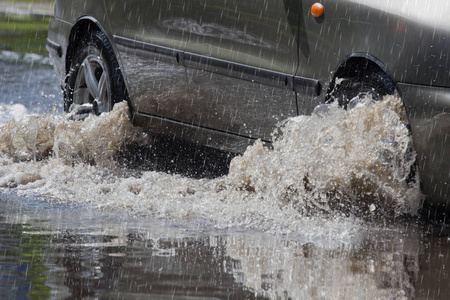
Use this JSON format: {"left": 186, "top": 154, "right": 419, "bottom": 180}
{"left": 0, "top": 104, "right": 29, "bottom": 124}
{"left": 0, "top": 102, "right": 145, "bottom": 164}
{"left": 226, "top": 96, "right": 422, "bottom": 217}
{"left": 0, "top": 97, "right": 423, "bottom": 232}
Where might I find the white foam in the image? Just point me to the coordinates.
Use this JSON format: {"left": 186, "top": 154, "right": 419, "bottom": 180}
{"left": 0, "top": 104, "right": 29, "bottom": 125}
{"left": 0, "top": 50, "right": 53, "bottom": 66}
{"left": 0, "top": 50, "right": 21, "bottom": 61}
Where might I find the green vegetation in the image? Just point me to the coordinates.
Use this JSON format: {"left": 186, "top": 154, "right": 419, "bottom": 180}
{"left": 9, "top": 0, "right": 54, "bottom": 3}
{"left": 0, "top": 14, "right": 52, "bottom": 55}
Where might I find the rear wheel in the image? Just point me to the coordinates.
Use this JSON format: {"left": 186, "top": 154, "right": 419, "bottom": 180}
{"left": 65, "top": 30, "right": 127, "bottom": 119}
{"left": 327, "top": 68, "right": 397, "bottom": 109}
{"left": 327, "top": 67, "right": 421, "bottom": 196}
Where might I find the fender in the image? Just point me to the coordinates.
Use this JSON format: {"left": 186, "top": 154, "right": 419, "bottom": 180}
{"left": 66, "top": 16, "right": 114, "bottom": 74}
{"left": 327, "top": 53, "right": 402, "bottom": 100}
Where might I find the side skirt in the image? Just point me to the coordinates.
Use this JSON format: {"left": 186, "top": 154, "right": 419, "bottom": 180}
{"left": 133, "top": 112, "right": 268, "bottom": 154}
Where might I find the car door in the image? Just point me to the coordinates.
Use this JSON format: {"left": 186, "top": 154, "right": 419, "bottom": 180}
{"left": 180, "top": 0, "right": 300, "bottom": 141}
{"left": 104, "top": 0, "right": 189, "bottom": 118}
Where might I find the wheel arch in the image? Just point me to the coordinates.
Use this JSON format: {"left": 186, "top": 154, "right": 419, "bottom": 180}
{"left": 66, "top": 17, "right": 111, "bottom": 75}
{"left": 326, "top": 53, "right": 402, "bottom": 101}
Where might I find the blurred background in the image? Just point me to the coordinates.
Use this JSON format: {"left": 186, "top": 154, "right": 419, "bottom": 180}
{"left": 0, "top": 0, "right": 60, "bottom": 124}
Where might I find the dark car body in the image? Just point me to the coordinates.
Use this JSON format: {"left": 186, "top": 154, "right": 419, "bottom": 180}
{"left": 46, "top": 0, "right": 450, "bottom": 206}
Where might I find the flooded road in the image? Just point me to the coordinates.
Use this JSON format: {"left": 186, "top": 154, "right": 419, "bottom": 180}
{"left": 1, "top": 8, "right": 450, "bottom": 300}
{"left": 2, "top": 189, "right": 450, "bottom": 299}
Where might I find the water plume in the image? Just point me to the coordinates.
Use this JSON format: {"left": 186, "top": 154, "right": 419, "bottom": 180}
{"left": 225, "top": 96, "right": 423, "bottom": 217}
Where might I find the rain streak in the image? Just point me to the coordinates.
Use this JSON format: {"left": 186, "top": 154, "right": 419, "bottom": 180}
{"left": 2, "top": 1, "right": 450, "bottom": 299}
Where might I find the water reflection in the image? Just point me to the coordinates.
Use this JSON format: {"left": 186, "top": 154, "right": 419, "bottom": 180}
{"left": 1, "top": 193, "right": 449, "bottom": 299}
{"left": 160, "top": 17, "right": 278, "bottom": 50}
{"left": 0, "top": 223, "right": 51, "bottom": 299}
{"left": 0, "top": 194, "right": 264, "bottom": 299}
{"left": 227, "top": 228, "right": 420, "bottom": 299}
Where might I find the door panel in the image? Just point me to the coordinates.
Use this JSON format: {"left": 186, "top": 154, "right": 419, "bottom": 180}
{"left": 183, "top": 53, "right": 297, "bottom": 140}
{"left": 185, "top": 0, "right": 299, "bottom": 73}
{"left": 104, "top": 0, "right": 189, "bottom": 116}
{"left": 181, "top": 0, "right": 300, "bottom": 140}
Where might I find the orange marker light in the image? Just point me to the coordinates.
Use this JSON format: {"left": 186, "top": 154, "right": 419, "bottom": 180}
{"left": 311, "top": 3, "right": 324, "bottom": 18}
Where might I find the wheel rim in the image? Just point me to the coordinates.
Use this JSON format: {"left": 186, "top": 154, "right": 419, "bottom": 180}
{"left": 73, "top": 54, "right": 111, "bottom": 114}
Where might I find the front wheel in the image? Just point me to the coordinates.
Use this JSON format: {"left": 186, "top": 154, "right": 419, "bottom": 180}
{"left": 64, "top": 30, "right": 127, "bottom": 118}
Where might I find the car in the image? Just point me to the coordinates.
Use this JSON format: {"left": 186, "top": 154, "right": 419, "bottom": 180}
{"left": 46, "top": 0, "right": 450, "bottom": 208}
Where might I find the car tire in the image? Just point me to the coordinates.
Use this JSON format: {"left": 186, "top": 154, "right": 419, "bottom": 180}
{"left": 327, "top": 70, "right": 397, "bottom": 109}
{"left": 64, "top": 30, "right": 127, "bottom": 118}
